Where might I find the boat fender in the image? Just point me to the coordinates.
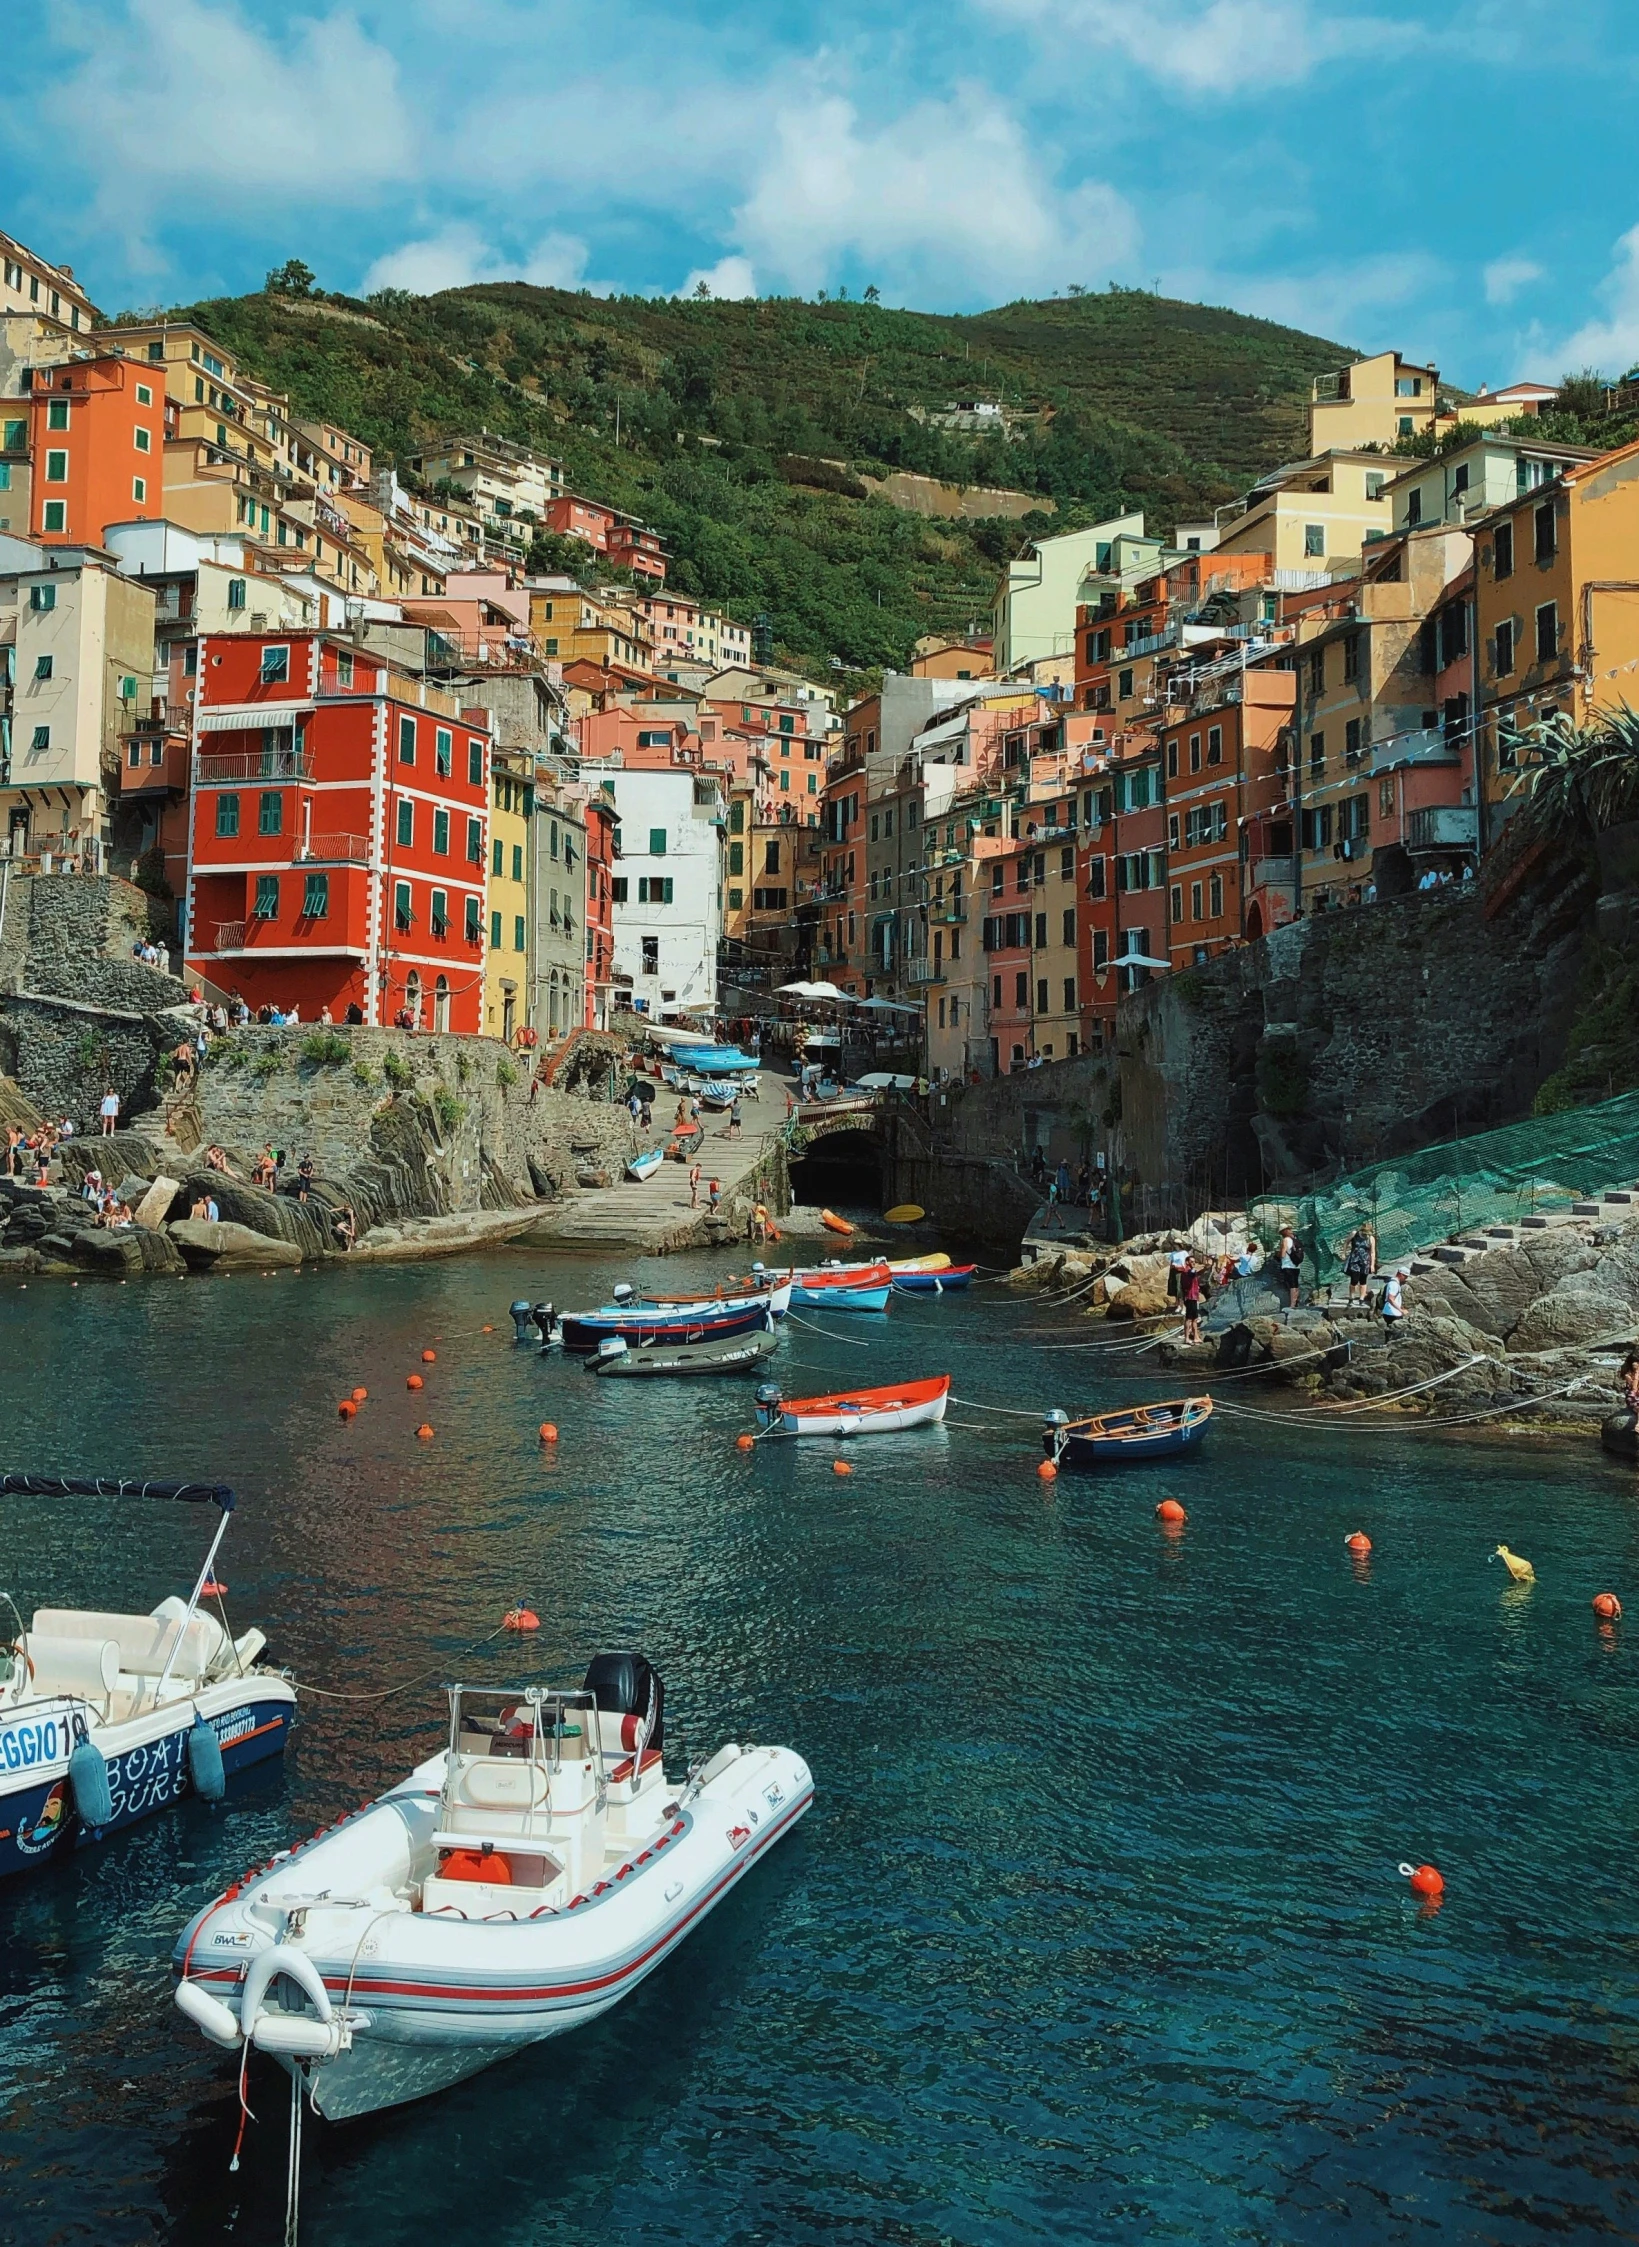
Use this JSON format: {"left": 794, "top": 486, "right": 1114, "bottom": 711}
{"left": 510, "top": 1299, "right": 536, "bottom": 1341}
{"left": 253, "top": 2010, "right": 348, "bottom": 2060}
{"left": 188, "top": 1714, "right": 227, "bottom": 1803}
{"left": 68, "top": 1739, "right": 114, "bottom": 1830}
{"left": 241, "top": 1941, "right": 334, "bottom": 2042}
{"left": 175, "top": 1977, "right": 243, "bottom": 2048}
{"left": 697, "top": 1742, "right": 744, "bottom": 1787}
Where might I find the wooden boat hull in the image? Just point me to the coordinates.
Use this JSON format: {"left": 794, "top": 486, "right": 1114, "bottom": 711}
{"left": 891, "top": 1264, "right": 975, "bottom": 1292}
{"left": 789, "top": 1281, "right": 891, "bottom": 1313}
{"left": 558, "top": 1303, "right": 769, "bottom": 1352}
{"left": 626, "top": 1150, "right": 665, "bottom": 1182}
{"left": 639, "top": 1277, "right": 792, "bottom": 1319}
{"left": 588, "top": 1331, "right": 781, "bottom": 1378}
{"left": 760, "top": 1374, "right": 951, "bottom": 1437}
{"left": 1045, "top": 1397, "right": 1213, "bottom": 1468}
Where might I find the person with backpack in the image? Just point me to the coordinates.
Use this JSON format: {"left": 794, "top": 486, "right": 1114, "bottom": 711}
{"left": 1276, "top": 1226, "right": 1303, "bottom": 1312}
{"left": 1343, "top": 1224, "right": 1377, "bottom": 1307}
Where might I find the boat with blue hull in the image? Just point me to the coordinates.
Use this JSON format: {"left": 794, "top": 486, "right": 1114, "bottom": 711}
{"left": 552, "top": 1299, "right": 773, "bottom": 1352}
{"left": 1042, "top": 1397, "right": 1213, "bottom": 1468}
{"left": 790, "top": 1260, "right": 893, "bottom": 1313}
{"left": 0, "top": 1474, "right": 294, "bottom": 1879}
{"left": 890, "top": 1260, "right": 977, "bottom": 1293}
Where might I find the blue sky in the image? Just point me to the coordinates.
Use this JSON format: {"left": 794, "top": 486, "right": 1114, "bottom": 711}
{"left": 6, "top": 0, "right": 1639, "bottom": 389}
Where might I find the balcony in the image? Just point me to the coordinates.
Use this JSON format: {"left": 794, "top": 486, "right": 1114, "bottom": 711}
{"left": 906, "top": 961, "right": 944, "bottom": 987}
{"left": 1372, "top": 726, "right": 1460, "bottom": 776}
{"left": 297, "top": 833, "right": 370, "bottom": 864}
{"left": 1407, "top": 805, "right": 1479, "bottom": 852}
{"left": 934, "top": 902, "right": 969, "bottom": 924}
{"left": 212, "top": 920, "right": 248, "bottom": 951}
{"left": 195, "top": 746, "right": 314, "bottom": 786}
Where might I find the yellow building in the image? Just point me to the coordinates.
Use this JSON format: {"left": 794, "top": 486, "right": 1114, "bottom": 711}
{"left": 1308, "top": 351, "right": 1441, "bottom": 453}
{"left": 485, "top": 746, "right": 533, "bottom": 1043}
{"left": 1215, "top": 451, "right": 1396, "bottom": 575}
{"left": 1475, "top": 436, "right": 1639, "bottom": 833}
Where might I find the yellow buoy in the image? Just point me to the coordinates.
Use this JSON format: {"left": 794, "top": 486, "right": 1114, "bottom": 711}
{"left": 883, "top": 1204, "right": 925, "bottom": 1225}
{"left": 1494, "top": 1543, "right": 1535, "bottom": 1583}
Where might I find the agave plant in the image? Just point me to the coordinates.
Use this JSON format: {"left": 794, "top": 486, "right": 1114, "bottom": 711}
{"left": 1503, "top": 704, "right": 1639, "bottom": 848}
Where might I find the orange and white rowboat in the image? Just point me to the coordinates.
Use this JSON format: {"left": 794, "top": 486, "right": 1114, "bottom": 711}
{"left": 754, "top": 1373, "right": 950, "bottom": 1437}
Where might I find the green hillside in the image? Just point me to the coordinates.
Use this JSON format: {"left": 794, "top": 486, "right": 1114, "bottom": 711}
{"left": 153, "top": 280, "right": 1354, "bottom": 678}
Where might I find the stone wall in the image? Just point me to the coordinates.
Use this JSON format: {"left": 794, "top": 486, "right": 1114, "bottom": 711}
{"left": 1115, "top": 865, "right": 1594, "bottom": 1198}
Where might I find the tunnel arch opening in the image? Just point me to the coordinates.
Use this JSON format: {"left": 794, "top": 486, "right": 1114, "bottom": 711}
{"left": 787, "top": 1126, "right": 884, "bottom": 1216}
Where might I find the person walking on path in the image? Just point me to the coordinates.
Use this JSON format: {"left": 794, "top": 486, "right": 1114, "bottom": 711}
{"left": 727, "top": 1097, "right": 743, "bottom": 1140}
{"left": 1343, "top": 1223, "right": 1377, "bottom": 1307}
{"left": 1276, "top": 1226, "right": 1303, "bottom": 1312}
{"left": 99, "top": 1088, "right": 120, "bottom": 1137}
{"left": 707, "top": 1176, "right": 721, "bottom": 1217}
{"left": 688, "top": 1160, "right": 702, "bottom": 1209}
{"left": 1381, "top": 1267, "right": 1408, "bottom": 1336}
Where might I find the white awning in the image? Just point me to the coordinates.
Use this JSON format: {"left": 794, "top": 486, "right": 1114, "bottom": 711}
{"left": 196, "top": 704, "right": 316, "bottom": 733}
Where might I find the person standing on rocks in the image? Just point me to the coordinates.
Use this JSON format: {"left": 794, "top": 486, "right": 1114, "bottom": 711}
{"left": 1343, "top": 1224, "right": 1377, "bottom": 1307}
{"left": 1180, "top": 1256, "right": 1204, "bottom": 1345}
{"left": 99, "top": 1088, "right": 120, "bottom": 1137}
{"left": 1382, "top": 1268, "right": 1408, "bottom": 1336}
{"left": 1276, "top": 1226, "right": 1303, "bottom": 1312}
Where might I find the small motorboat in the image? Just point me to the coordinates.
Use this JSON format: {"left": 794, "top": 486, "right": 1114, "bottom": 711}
{"left": 626, "top": 1148, "right": 666, "bottom": 1183}
{"left": 1042, "top": 1396, "right": 1213, "bottom": 1468}
{"left": 891, "top": 1262, "right": 977, "bottom": 1294}
{"left": 172, "top": 1655, "right": 812, "bottom": 2124}
{"left": 790, "top": 1260, "right": 892, "bottom": 1313}
{"left": 551, "top": 1295, "right": 772, "bottom": 1352}
{"left": 587, "top": 1330, "right": 781, "bottom": 1378}
{"left": 0, "top": 1473, "right": 295, "bottom": 1880}
{"left": 755, "top": 1374, "right": 950, "bottom": 1437}
{"left": 636, "top": 1268, "right": 793, "bottom": 1319}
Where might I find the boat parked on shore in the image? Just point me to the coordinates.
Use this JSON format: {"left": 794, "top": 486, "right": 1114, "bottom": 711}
{"left": 171, "top": 1654, "right": 811, "bottom": 2123}
{"left": 754, "top": 1374, "right": 951, "bottom": 1437}
{"left": 0, "top": 1474, "right": 294, "bottom": 1880}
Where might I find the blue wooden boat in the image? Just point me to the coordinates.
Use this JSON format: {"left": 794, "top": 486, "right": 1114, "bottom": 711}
{"left": 626, "top": 1148, "right": 666, "bottom": 1183}
{"left": 791, "top": 1261, "right": 892, "bottom": 1313}
{"left": 890, "top": 1263, "right": 977, "bottom": 1294}
{"left": 1042, "top": 1396, "right": 1213, "bottom": 1468}
{"left": 554, "top": 1299, "right": 771, "bottom": 1352}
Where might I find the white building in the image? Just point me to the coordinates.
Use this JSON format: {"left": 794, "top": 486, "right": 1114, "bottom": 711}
{"left": 598, "top": 763, "right": 724, "bottom": 1018}
{"left": 992, "top": 513, "right": 1146, "bottom": 671}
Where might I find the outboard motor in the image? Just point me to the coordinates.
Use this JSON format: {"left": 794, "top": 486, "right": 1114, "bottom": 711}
{"left": 612, "top": 1282, "right": 636, "bottom": 1306}
{"left": 755, "top": 1381, "right": 782, "bottom": 1430}
{"left": 510, "top": 1299, "right": 537, "bottom": 1343}
{"left": 595, "top": 1335, "right": 630, "bottom": 1367}
{"left": 583, "top": 1651, "right": 664, "bottom": 1754}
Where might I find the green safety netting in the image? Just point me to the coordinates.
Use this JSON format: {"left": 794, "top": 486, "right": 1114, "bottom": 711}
{"left": 1250, "top": 1089, "right": 1639, "bottom": 1288}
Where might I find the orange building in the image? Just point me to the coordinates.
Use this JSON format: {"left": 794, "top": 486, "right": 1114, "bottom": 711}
{"left": 1163, "top": 662, "right": 1296, "bottom": 959}
{"left": 26, "top": 355, "right": 165, "bottom": 544}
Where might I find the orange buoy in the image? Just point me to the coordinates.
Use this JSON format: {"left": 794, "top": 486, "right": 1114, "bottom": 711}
{"left": 351, "top": 1386, "right": 368, "bottom": 1403}
{"left": 1346, "top": 1531, "right": 1372, "bottom": 1555}
{"left": 1593, "top": 1592, "right": 1623, "bottom": 1621}
{"left": 407, "top": 1373, "right": 424, "bottom": 1390}
{"left": 416, "top": 1423, "right": 435, "bottom": 1440}
{"left": 1156, "top": 1498, "right": 1187, "bottom": 1525}
{"left": 1037, "top": 1460, "right": 1058, "bottom": 1482}
{"left": 833, "top": 1459, "right": 853, "bottom": 1476}
{"left": 202, "top": 1578, "right": 228, "bottom": 1597}
{"left": 503, "top": 1605, "right": 540, "bottom": 1632}
{"left": 1401, "top": 1861, "right": 1444, "bottom": 1900}
{"left": 422, "top": 1349, "right": 437, "bottom": 1363}
{"left": 735, "top": 1433, "right": 756, "bottom": 1452}
{"left": 338, "top": 1398, "right": 357, "bottom": 1418}
{"left": 539, "top": 1422, "right": 558, "bottom": 1443}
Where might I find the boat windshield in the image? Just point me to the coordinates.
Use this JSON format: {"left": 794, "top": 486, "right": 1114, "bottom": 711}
{"left": 448, "top": 1687, "right": 601, "bottom": 1773}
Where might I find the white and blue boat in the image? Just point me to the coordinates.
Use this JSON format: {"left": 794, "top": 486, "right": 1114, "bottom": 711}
{"left": 626, "top": 1148, "right": 665, "bottom": 1183}
{"left": 790, "top": 1260, "right": 893, "bottom": 1313}
{"left": 551, "top": 1290, "right": 774, "bottom": 1353}
{"left": 1042, "top": 1397, "right": 1213, "bottom": 1469}
{"left": 0, "top": 1473, "right": 295, "bottom": 1880}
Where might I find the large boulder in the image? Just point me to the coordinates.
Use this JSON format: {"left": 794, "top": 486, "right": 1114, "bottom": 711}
{"left": 1601, "top": 1411, "right": 1639, "bottom": 1462}
{"left": 1519, "top": 1230, "right": 1599, "bottom": 1292}
{"left": 1510, "top": 1289, "right": 1636, "bottom": 1355}
{"left": 73, "top": 1225, "right": 186, "bottom": 1277}
{"left": 1426, "top": 1254, "right": 1540, "bottom": 1340}
{"left": 133, "top": 1175, "right": 181, "bottom": 1231}
{"left": 168, "top": 1219, "right": 303, "bottom": 1269}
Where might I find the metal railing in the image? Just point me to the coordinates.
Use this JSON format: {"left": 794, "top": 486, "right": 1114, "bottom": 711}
{"left": 297, "top": 833, "right": 370, "bottom": 863}
{"left": 194, "top": 746, "right": 313, "bottom": 785}
{"left": 213, "top": 921, "right": 248, "bottom": 951}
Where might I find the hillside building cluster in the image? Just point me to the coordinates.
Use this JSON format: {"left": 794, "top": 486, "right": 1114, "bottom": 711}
{"left": 5, "top": 214, "right": 1637, "bottom": 1076}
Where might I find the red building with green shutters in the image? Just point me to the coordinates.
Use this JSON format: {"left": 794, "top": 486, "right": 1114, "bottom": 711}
{"left": 184, "top": 631, "right": 491, "bottom": 1030}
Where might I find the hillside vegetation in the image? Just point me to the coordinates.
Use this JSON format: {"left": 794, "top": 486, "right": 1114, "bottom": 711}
{"left": 160, "top": 280, "right": 1354, "bottom": 676}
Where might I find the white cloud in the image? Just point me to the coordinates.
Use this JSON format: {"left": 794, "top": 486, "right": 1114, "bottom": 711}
{"left": 360, "top": 227, "right": 589, "bottom": 296}
{"left": 1484, "top": 255, "right": 1544, "bottom": 307}
{"left": 1168, "top": 250, "right": 1445, "bottom": 346}
{"left": 24, "top": 0, "right": 412, "bottom": 266}
{"left": 1551, "top": 223, "right": 1639, "bottom": 376}
{"left": 981, "top": 0, "right": 1405, "bottom": 95}
{"left": 731, "top": 90, "right": 1137, "bottom": 303}
{"left": 683, "top": 256, "right": 759, "bottom": 301}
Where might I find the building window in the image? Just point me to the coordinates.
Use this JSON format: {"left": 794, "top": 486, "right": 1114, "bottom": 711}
{"left": 514, "top": 916, "right": 526, "bottom": 951}
{"left": 1345, "top": 718, "right": 1362, "bottom": 764}
{"left": 1309, "top": 731, "right": 1325, "bottom": 777}
{"left": 1406, "top": 488, "right": 1423, "bottom": 527}
{"left": 1166, "top": 740, "right": 1179, "bottom": 778}
{"left": 303, "top": 872, "right": 329, "bottom": 918}
{"left": 254, "top": 874, "right": 279, "bottom": 920}
{"left": 1495, "top": 620, "right": 1515, "bottom": 676}
{"left": 1536, "top": 602, "right": 1558, "bottom": 663}
{"left": 1209, "top": 873, "right": 1223, "bottom": 917}
{"left": 491, "top": 908, "right": 503, "bottom": 949}
{"left": 435, "top": 727, "right": 452, "bottom": 776}
{"left": 491, "top": 836, "right": 503, "bottom": 876}
{"left": 395, "top": 881, "right": 413, "bottom": 931}
{"left": 467, "top": 817, "right": 483, "bottom": 863}
{"left": 395, "top": 798, "right": 413, "bottom": 848}
{"left": 642, "top": 936, "right": 659, "bottom": 974}
{"left": 466, "top": 896, "right": 481, "bottom": 943}
{"left": 131, "top": 476, "right": 147, "bottom": 504}
{"left": 260, "top": 645, "right": 289, "bottom": 684}
{"left": 1063, "top": 908, "right": 1076, "bottom": 947}
{"left": 1207, "top": 725, "right": 1222, "bottom": 764}
{"left": 469, "top": 739, "right": 483, "bottom": 786}
{"left": 30, "top": 724, "right": 50, "bottom": 752}
{"left": 34, "top": 654, "right": 52, "bottom": 682}
{"left": 427, "top": 888, "right": 448, "bottom": 937}
{"left": 1189, "top": 733, "right": 1202, "bottom": 774}
{"left": 225, "top": 576, "right": 247, "bottom": 612}
{"left": 1494, "top": 521, "right": 1514, "bottom": 580}
{"left": 433, "top": 808, "right": 450, "bottom": 855}
{"left": 511, "top": 843, "right": 523, "bottom": 884}
{"left": 610, "top": 877, "right": 628, "bottom": 903}
{"left": 336, "top": 648, "right": 354, "bottom": 688}
{"left": 257, "top": 790, "right": 282, "bottom": 836}
{"left": 1534, "top": 501, "right": 1557, "bottom": 564}
{"left": 215, "top": 793, "right": 240, "bottom": 837}
{"left": 1014, "top": 971, "right": 1028, "bottom": 1006}
{"left": 649, "top": 826, "right": 667, "bottom": 856}
{"left": 1308, "top": 648, "right": 1324, "bottom": 695}
{"left": 1304, "top": 524, "right": 1325, "bottom": 558}
{"left": 1190, "top": 881, "right": 1203, "bottom": 922}
{"left": 47, "top": 401, "right": 68, "bottom": 432}
{"left": 398, "top": 715, "right": 416, "bottom": 764}
{"left": 1035, "top": 978, "right": 1049, "bottom": 1014}
{"left": 134, "top": 425, "right": 151, "bottom": 456}
{"left": 42, "top": 501, "right": 65, "bottom": 532}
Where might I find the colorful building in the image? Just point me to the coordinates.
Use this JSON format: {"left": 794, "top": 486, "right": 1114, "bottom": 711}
{"left": 185, "top": 630, "right": 490, "bottom": 1029}
{"left": 485, "top": 745, "right": 532, "bottom": 1042}
{"left": 25, "top": 356, "right": 165, "bottom": 545}
{"left": 1308, "top": 351, "right": 1441, "bottom": 454}
{"left": 581, "top": 779, "right": 618, "bottom": 1028}
{"left": 1163, "top": 658, "right": 1296, "bottom": 957}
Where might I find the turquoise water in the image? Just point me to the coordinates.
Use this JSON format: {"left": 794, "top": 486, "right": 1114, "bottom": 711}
{"left": 3, "top": 1255, "right": 1639, "bottom": 2245}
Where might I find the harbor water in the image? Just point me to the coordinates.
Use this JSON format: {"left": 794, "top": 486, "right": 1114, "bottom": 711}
{"left": 4, "top": 1253, "right": 1639, "bottom": 2244}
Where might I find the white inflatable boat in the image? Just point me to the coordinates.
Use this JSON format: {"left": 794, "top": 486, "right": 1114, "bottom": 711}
{"left": 172, "top": 1654, "right": 811, "bottom": 2122}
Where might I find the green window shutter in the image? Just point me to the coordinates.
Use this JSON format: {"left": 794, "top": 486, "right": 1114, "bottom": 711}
{"left": 491, "top": 910, "right": 502, "bottom": 949}
{"left": 514, "top": 916, "right": 525, "bottom": 951}
{"left": 649, "top": 827, "right": 666, "bottom": 856}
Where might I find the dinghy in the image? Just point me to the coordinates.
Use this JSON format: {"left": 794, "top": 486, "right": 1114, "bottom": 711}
{"left": 172, "top": 1654, "right": 811, "bottom": 2123}
{"left": 754, "top": 1373, "right": 950, "bottom": 1437}
{"left": 587, "top": 1330, "right": 781, "bottom": 1378}
{"left": 551, "top": 1296, "right": 772, "bottom": 1352}
{"left": 790, "top": 1260, "right": 892, "bottom": 1313}
{"left": 0, "top": 1474, "right": 294, "bottom": 1880}
{"left": 626, "top": 1148, "right": 665, "bottom": 1183}
{"left": 890, "top": 1262, "right": 976, "bottom": 1293}
{"left": 1042, "top": 1396, "right": 1213, "bottom": 1468}
{"left": 635, "top": 1269, "right": 792, "bottom": 1319}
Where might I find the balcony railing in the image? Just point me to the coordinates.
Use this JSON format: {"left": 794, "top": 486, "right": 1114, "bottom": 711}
{"left": 297, "top": 833, "right": 370, "bottom": 864}
{"left": 195, "top": 747, "right": 314, "bottom": 785}
{"left": 906, "top": 961, "right": 945, "bottom": 987}
{"left": 1372, "top": 726, "right": 1459, "bottom": 775}
{"left": 1407, "top": 805, "right": 1479, "bottom": 852}
{"left": 213, "top": 921, "right": 248, "bottom": 951}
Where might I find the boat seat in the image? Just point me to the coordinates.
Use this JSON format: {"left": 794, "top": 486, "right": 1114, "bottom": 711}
{"left": 32, "top": 1604, "right": 225, "bottom": 1681}
{"left": 21, "top": 1632, "right": 119, "bottom": 1705}
{"left": 451, "top": 1758, "right": 551, "bottom": 1814}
